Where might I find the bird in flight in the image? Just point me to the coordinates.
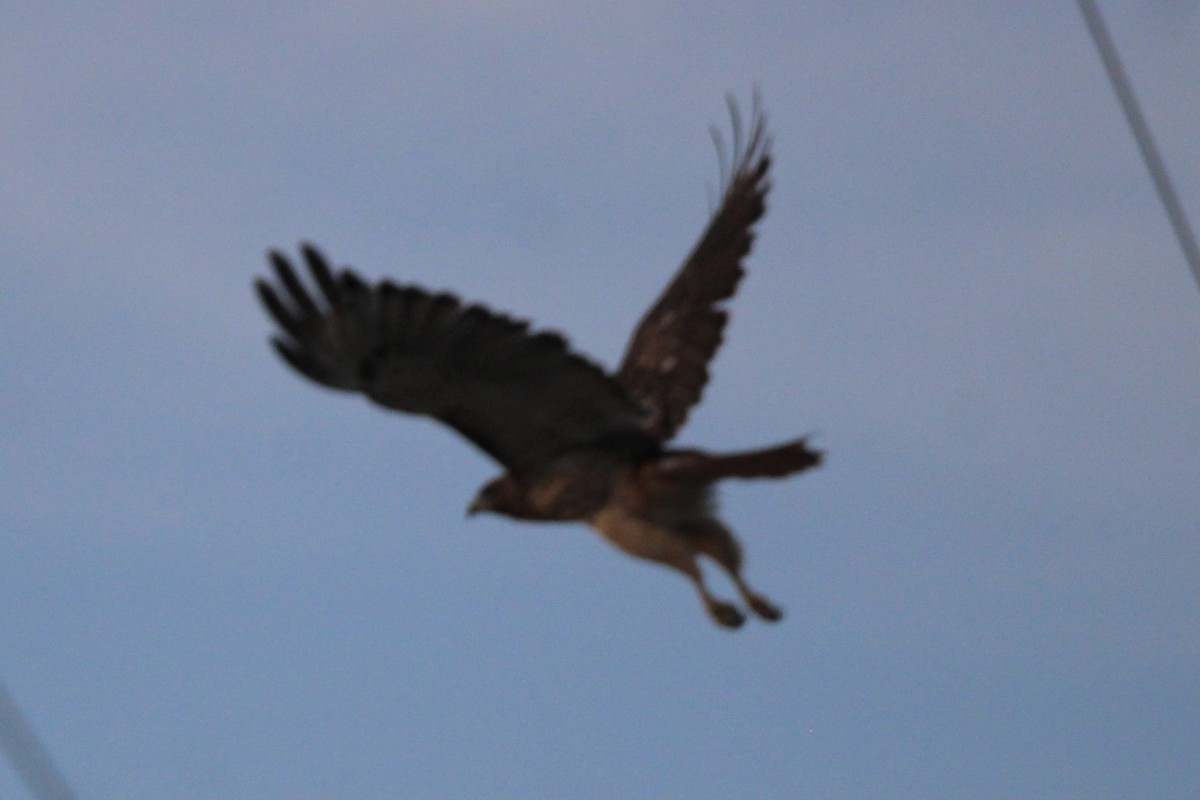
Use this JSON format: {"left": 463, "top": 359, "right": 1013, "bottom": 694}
{"left": 256, "top": 96, "right": 822, "bottom": 628}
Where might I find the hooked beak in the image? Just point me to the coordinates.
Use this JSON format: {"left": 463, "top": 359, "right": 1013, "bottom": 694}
{"left": 466, "top": 497, "right": 488, "bottom": 517}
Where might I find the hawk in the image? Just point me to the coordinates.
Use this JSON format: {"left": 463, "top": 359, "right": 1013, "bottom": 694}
{"left": 256, "top": 97, "right": 822, "bottom": 628}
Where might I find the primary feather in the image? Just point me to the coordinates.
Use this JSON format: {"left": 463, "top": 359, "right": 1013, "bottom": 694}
{"left": 257, "top": 244, "right": 653, "bottom": 474}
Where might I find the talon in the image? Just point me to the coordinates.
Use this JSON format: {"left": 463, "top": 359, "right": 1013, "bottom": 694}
{"left": 749, "top": 596, "right": 783, "bottom": 622}
{"left": 708, "top": 601, "right": 746, "bottom": 629}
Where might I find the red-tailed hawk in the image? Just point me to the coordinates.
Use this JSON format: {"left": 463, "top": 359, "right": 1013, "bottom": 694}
{"left": 256, "top": 97, "right": 822, "bottom": 628}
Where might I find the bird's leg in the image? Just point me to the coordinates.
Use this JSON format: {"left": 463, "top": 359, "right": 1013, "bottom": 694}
{"left": 675, "top": 559, "right": 745, "bottom": 629}
{"left": 690, "top": 522, "right": 783, "bottom": 623}
{"left": 591, "top": 510, "right": 746, "bottom": 629}
{"left": 727, "top": 573, "right": 783, "bottom": 622}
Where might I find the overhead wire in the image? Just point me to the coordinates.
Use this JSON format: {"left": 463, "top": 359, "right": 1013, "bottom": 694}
{"left": 0, "top": 675, "right": 79, "bottom": 800}
{"left": 1075, "top": 0, "right": 1200, "bottom": 294}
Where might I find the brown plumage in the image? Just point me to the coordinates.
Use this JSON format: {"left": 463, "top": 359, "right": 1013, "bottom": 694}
{"left": 255, "top": 96, "right": 822, "bottom": 628}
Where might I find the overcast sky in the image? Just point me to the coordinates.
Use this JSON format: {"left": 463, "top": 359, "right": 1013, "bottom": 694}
{"left": 2, "top": 3, "right": 1198, "bottom": 798}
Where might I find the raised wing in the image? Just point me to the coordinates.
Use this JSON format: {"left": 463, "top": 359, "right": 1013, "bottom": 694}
{"left": 256, "top": 244, "right": 655, "bottom": 474}
{"left": 616, "top": 96, "right": 771, "bottom": 442}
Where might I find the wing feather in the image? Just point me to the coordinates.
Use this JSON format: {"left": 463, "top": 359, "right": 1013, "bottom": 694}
{"left": 617, "top": 95, "right": 772, "bottom": 441}
{"left": 258, "top": 244, "right": 655, "bottom": 473}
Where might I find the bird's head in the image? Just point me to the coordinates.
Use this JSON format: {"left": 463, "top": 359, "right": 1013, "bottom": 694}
{"left": 467, "top": 474, "right": 533, "bottom": 519}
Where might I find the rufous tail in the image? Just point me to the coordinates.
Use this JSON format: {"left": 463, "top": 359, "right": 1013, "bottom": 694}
{"left": 656, "top": 437, "right": 823, "bottom": 481}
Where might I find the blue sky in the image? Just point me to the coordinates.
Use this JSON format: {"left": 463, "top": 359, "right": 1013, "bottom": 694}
{"left": 2, "top": 3, "right": 1198, "bottom": 798}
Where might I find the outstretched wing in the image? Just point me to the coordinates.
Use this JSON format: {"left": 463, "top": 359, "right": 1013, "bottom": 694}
{"left": 616, "top": 96, "right": 772, "bottom": 442}
{"left": 256, "top": 244, "right": 655, "bottom": 475}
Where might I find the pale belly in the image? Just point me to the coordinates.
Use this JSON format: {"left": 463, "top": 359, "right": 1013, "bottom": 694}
{"left": 589, "top": 506, "right": 695, "bottom": 564}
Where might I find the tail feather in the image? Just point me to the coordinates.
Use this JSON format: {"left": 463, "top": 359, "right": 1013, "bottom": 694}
{"left": 655, "top": 437, "right": 823, "bottom": 482}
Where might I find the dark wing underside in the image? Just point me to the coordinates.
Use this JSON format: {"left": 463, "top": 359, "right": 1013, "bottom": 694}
{"left": 616, "top": 96, "right": 772, "bottom": 442}
{"left": 256, "top": 245, "right": 655, "bottom": 475}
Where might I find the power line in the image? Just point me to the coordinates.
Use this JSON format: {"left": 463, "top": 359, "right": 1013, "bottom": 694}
{"left": 0, "top": 675, "right": 79, "bottom": 800}
{"left": 1076, "top": 0, "right": 1200, "bottom": 294}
